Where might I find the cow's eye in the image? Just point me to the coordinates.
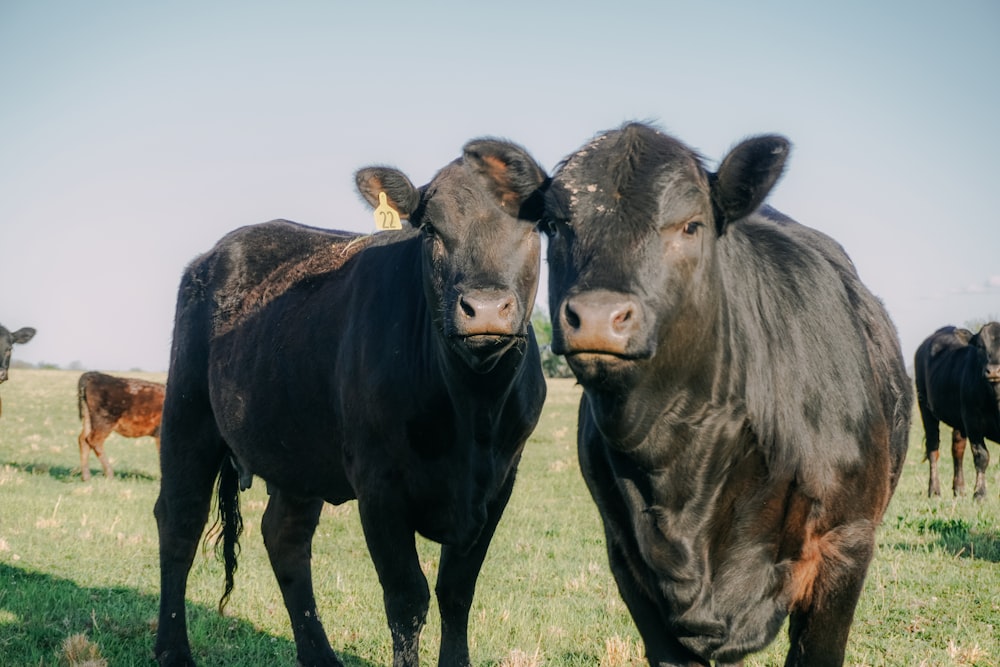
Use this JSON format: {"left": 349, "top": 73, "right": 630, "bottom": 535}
{"left": 682, "top": 221, "right": 703, "bottom": 236}
{"left": 420, "top": 221, "right": 437, "bottom": 237}
{"left": 539, "top": 218, "right": 564, "bottom": 238}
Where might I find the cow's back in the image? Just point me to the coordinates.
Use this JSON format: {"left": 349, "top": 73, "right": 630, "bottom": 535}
{"left": 80, "top": 371, "right": 165, "bottom": 436}
{"left": 915, "top": 326, "right": 974, "bottom": 426}
{"left": 168, "top": 220, "right": 386, "bottom": 393}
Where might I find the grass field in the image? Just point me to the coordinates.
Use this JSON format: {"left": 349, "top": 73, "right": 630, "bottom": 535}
{"left": 0, "top": 369, "right": 997, "bottom": 666}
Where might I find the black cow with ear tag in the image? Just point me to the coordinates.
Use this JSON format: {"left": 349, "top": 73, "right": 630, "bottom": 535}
{"left": 154, "top": 138, "right": 548, "bottom": 667}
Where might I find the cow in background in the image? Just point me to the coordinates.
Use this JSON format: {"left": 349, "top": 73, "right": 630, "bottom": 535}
{"left": 78, "top": 371, "right": 165, "bottom": 481}
{"left": 544, "top": 123, "right": 911, "bottom": 666}
{"left": 915, "top": 322, "right": 1000, "bottom": 500}
{"left": 154, "top": 138, "right": 548, "bottom": 667}
{"left": 0, "top": 324, "right": 36, "bottom": 417}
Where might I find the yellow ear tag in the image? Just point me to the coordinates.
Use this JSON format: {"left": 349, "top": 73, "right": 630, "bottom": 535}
{"left": 373, "top": 191, "right": 402, "bottom": 231}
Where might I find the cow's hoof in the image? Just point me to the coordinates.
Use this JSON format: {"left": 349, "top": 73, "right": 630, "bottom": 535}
{"left": 156, "top": 649, "right": 196, "bottom": 666}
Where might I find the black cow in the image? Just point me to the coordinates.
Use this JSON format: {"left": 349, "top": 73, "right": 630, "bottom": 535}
{"left": 915, "top": 322, "right": 1000, "bottom": 500}
{"left": 154, "top": 139, "right": 548, "bottom": 667}
{"left": 0, "top": 324, "right": 36, "bottom": 417}
{"left": 543, "top": 123, "right": 911, "bottom": 666}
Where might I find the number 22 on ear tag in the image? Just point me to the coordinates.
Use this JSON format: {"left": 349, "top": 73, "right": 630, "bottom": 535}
{"left": 373, "top": 192, "right": 402, "bottom": 231}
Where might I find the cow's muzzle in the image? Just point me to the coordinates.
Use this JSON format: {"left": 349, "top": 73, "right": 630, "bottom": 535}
{"left": 554, "top": 290, "right": 648, "bottom": 358}
{"left": 454, "top": 290, "right": 519, "bottom": 338}
{"left": 986, "top": 364, "right": 1000, "bottom": 383}
{"left": 451, "top": 333, "right": 522, "bottom": 373}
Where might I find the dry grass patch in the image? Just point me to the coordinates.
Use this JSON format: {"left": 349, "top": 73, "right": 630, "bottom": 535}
{"left": 60, "top": 633, "right": 107, "bottom": 667}
{"left": 600, "top": 634, "right": 643, "bottom": 666}
{"left": 500, "top": 646, "right": 544, "bottom": 667}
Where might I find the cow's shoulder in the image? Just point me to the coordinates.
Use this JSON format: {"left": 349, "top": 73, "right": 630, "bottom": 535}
{"left": 201, "top": 220, "right": 395, "bottom": 336}
{"left": 927, "top": 326, "right": 973, "bottom": 358}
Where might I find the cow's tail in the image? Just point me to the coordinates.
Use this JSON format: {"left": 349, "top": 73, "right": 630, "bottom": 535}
{"left": 211, "top": 454, "right": 244, "bottom": 614}
{"left": 77, "top": 373, "right": 87, "bottom": 421}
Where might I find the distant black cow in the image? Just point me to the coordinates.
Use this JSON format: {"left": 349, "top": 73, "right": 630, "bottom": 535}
{"left": 0, "top": 324, "right": 36, "bottom": 417}
{"left": 77, "top": 371, "right": 165, "bottom": 481}
{"left": 915, "top": 322, "right": 1000, "bottom": 500}
{"left": 154, "top": 139, "right": 548, "bottom": 667}
{"left": 543, "top": 123, "right": 911, "bottom": 666}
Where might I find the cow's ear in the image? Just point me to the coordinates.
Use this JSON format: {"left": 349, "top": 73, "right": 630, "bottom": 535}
{"left": 462, "top": 139, "right": 549, "bottom": 221}
{"left": 12, "top": 327, "right": 35, "bottom": 344}
{"left": 710, "top": 135, "right": 789, "bottom": 231}
{"left": 355, "top": 167, "right": 421, "bottom": 220}
{"left": 972, "top": 322, "right": 1000, "bottom": 350}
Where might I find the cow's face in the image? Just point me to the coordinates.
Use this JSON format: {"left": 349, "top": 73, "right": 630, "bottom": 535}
{"left": 973, "top": 321, "right": 1000, "bottom": 403}
{"left": 0, "top": 325, "right": 36, "bottom": 383}
{"left": 545, "top": 123, "right": 787, "bottom": 387}
{"left": 357, "top": 140, "right": 547, "bottom": 373}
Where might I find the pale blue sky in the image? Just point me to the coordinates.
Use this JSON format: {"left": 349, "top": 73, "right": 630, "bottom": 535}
{"left": 2, "top": 1, "right": 998, "bottom": 371}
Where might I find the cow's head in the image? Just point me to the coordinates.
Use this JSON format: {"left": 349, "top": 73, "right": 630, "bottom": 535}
{"left": 544, "top": 122, "right": 788, "bottom": 387}
{"left": 357, "top": 139, "right": 548, "bottom": 373}
{"left": 973, "top": 321, "right": 1000, "bottom": 401}
{"left": 0, "top": 325, "right": 36, "bottom": 383}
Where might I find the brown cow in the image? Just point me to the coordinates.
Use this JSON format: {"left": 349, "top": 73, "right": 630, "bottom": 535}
{"left": 78, "top": 371, "right": 165, "bottom": 481}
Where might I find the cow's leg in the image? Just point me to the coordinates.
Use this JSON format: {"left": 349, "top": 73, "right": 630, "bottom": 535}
{"left": 154, "top": 411, "right": 227, "bottom": 666}
{"left": 919, "top": 407, "right": 941, "bottom": 497}
{"left": 78, "top": 428, "right": 111, "bottom": 481}
{"left": 951, "top": 428, "right": 967, "bottom": 497}
{"left": 435, "top": 473, "right": 516, "bottom": 667}
{"left": 358, "top": 496, "right": 428, "bottom": 667}
{"left": 783, "top": 526, "right": 874, "bottom": 667}
{"left": 78, "top": 429, "right": 92, "bottom": 481}
{"left": 969, "top": 437, "right": 991, "bottom": 501}
{"left": 604, "top": 539, "right": 708, "bottom": 667}
{"left": 261, "top": 489, "right": 342, "bottom": 667}
{"left": 93, "top": 436, "right": 114, "bottom": 479}
{"left": 579, "top": 432, "right": 704, "bottom": 666}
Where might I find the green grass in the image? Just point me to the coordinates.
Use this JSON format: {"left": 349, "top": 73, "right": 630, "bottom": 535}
{"left": 1, "top": 369, "right": 998, "bottom": 666}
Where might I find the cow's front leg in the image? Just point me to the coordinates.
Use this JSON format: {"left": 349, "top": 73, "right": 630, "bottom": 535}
{"left": 927, "top": 449, "right": 941, "bottom": 497}
{"left": 358, "top": 495, "right": 428, "bottom": 667}
{"left": 435, "top": 472, "right": 517, "bottom": 667}
{"left": 783, "top": 525, "right": 874, "bottom": 667}
{"left": 951, "top": 428, "right": 967, "bottom": 496}
{"left": 919, "top": 408, "right": 941, "bottom": 497}
{"left": 969, "top": 437, "right": 991, "bottom": 501}
{"left": 261, "top": 490, "right": 342, "bottom": 667}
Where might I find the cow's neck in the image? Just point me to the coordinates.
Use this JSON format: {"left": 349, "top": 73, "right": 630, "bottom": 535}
{"left": 436, "top": 334, "right": 528, "bottom": 407}
{"left": 583, "top": 285, "right": 732, "bottom": 452}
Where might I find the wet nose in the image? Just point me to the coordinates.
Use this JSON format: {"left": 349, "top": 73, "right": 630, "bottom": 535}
{"left": 986, "top": 364, "right": 1000, "bottom": 383}
{"left": 456, "top": 291, "right": 517, "bottom": 335}
{"left": 559, "top": 290, "right": 642, "bottom": 355}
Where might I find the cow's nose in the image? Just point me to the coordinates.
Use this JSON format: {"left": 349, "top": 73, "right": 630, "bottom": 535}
{"left": 457, "top": 291, "right": 516, "bottom": 335}
{"left": 986, "top": 364, "right": 1000, "bottom": 383}
{"left": 559, "top": 290, "right": 642, "bottom": 355}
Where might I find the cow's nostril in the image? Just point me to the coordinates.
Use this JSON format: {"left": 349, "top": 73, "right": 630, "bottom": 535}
{"left": 563, "top": 303, "right": 581, "bottom": 330}
{"left": 459, "top": 297, "right": 477, "bottom": 319}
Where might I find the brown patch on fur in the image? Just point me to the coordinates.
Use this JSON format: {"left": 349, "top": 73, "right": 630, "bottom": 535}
{"left": 214, "top": 235, "right": 374, "bottom": 337}
{"left": 78, "top": 372, "right": 166, "bottom": 481}
{"left": 360, "top": 176, "right": 409, "bottom": 219}
{"left": 787, "top": 524, "right": 854, "bottom": 611}
{"left": 480, "top": 155, "right": 520, "bottom": 209}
